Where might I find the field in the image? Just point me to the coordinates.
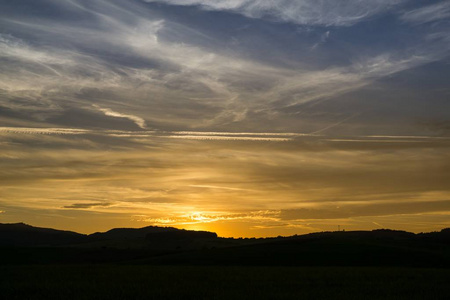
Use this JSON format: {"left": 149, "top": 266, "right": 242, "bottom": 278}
{"left": 1, "top": 265, "right": 450, "bottom": 300}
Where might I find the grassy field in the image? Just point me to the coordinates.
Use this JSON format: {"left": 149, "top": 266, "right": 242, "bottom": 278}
{"left": 1, "top": 265, "right": 449, "bottom": 300}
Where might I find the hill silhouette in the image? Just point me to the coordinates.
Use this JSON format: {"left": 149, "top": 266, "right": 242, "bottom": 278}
{"left": 151, "top": 229, "right": 450, "bottom": 267}
{"left": 0, "top": 223, "right": 86, "bottom": 246}
{"left": 1, "top": 223, "right": 450, "bottom": 267}
{"left": 0, "top": 223, "right": 218, "bottom": 247}
{"left": 90, "top": 226, "right": 217, "bottom": 241}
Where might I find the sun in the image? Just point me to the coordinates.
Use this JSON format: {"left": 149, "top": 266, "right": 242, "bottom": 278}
{"left": 187, "top": 212, "right": 212, "bottom": 223}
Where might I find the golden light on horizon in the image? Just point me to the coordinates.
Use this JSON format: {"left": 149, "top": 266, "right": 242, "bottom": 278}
{"left": 0, "top": 131, "right": 449, "bottom": 237}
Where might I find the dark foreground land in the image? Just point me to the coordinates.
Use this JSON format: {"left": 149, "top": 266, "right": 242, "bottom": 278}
{"left": 1, "top": 265, "right": 450, "bottom": 300}
{"left": 2, "top": 223, "right": 450, "bottom": 299}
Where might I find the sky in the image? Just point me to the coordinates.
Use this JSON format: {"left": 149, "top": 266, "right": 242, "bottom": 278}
{"left": 0, "top": 0, "right": 450, "bottom": 237}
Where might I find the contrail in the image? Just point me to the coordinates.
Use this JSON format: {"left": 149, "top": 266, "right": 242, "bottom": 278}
{"left": 311, "top": 113, "right": 361, "bottom": 134}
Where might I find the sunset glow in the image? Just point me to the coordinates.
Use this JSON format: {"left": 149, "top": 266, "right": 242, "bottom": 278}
{"left": 1, "top": 0, "right": 449, "bottom": 237}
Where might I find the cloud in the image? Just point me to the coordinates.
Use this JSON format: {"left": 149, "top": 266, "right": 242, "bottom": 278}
{"left": 64, "top": 202, "right": 113, "bottom": 209}
{"left": 165, "top": 135, "right": 291, "bottom": 141}
{"left": 0, "top": 35, "right": 74, "bottom": 72}
{"left": 267, "top": 53, "right": 436, "bottom": 108}
{"left": 0, "top": 0, "right": 447, "bottom": 132}
{"left": 280, "top": 199, "right": 450, "bottom": 220}
{"left": 171, "top": 131, "right": 306, "bottom": 136}
{"left": 189, "top": 185, "right": 252, "bottom": 191}
{"left": 2, "top": 122, "right": 450, "bottom": 235}
{"left": 3, "top": 126, "right": 449, "bottom": 146}
{"left": 311, "top": 31, "right": 330, "bottom": 50}
{"left": 0, "top": 126, "right": 309, "bottom": 141}
{"left": 326, "top": 139, "right": 425, "bottom": 143}
{"left": 93, "top": 105, "right": 147, "bottom": 129}
{"left": 134, "top": 198, "right": 450, "bottom": 228}
{"left": 135, "top": 210, "right": 281, "bottom": 225}
{"left": 1, "top": 0, "right": 450, "bottom": 237}
{"left": 0, "top": 127, "right": 89, "bottom": 135}
{"left": 401, "top": 1, "right": 450, "bottom": 24}
{"left": 143, "top": 0, "right": 405, "bottom": 26}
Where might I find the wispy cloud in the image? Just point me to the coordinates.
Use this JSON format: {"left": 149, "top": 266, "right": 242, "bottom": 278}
{"left": 0, "top": 0, "right": 446, "bottom": 131}
{"left": 165, "top": 135, "right": 291, "bottom": 141}
{"left": 3, "top": 127, "right": 449, "bottom": 145}
{"left": 280, "top": 199, "right": 450, "bottom": 220}
{"left": 64, "top": 202, "right": 113, "bottom": 209}
{"left": 311, "top": 31, "right": 330, "bottom": 50}
{"left": 325, "top": 139, "right": 426, "bottom": 143}
{"left": 268, "top": 53, "right": 436, "bottom": 108}
{"left": 135, "top": 210, "right": 281, "bottom": 226}
{"left": 1, "top": 0, "right": 450, "bottom": 236}
{"left": 143, "top": 0, "right": 405, "bottom": 26}
{"left": 93, "top": 105, "right": 147, "bottom": 129}
{"left": 401, "top": 1, "right": 450, "bottom": 24}
{"left": 2, "top": 124, "right": 450, "bottom": 236}
{"left": 189, "top": 185, "right": 252, "bottom": 191}
{"left": 171, "top": 132, "right": 308, "bottom": 136}
{"left": 0, "top": 127, "right": 89, "bottom": 135}
{"left": 0, "top": 127, "right": 307, "bottom": 141}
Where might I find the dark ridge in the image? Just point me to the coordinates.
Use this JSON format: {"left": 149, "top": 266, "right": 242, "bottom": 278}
{"left": 145, "top": 228, "right": 450, "bottom": 267}
{"left": 146, "top": 229, "right": 218, "bottom": 241}
{"left": 0, "top": 223, "right": 86, "bottom": 246}
{"left": 89, "top": 226, "right": 180, "bottom": 240}
{"left": 0, "top": 223, "right": 218, "bottom": 247}
{"left": 1, "top": 223, "right": 450, "bottom": 267}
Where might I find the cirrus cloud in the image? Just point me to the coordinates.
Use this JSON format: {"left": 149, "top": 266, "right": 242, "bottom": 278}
{"left": 93, "top": 105, "right": 147, "bottom": 129}
{"left": 143, "top": 0, "right": 406, "bottom": 26}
